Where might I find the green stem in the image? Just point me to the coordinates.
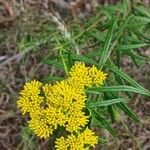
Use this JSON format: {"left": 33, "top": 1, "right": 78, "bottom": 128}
{"left": 60, "top": 50, "right": 68, "bottom": 76}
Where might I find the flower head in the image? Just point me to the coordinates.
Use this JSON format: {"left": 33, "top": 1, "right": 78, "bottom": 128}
{"left": 88, "top": 65, "right": 107, "bottom": 86}
{"left": 17, "top": 80, "right": 88, "bottom": 138}
{"left": 66, "top": 111, "right": 89, "bottom": 132}
{"left": 68, "top": 62, "right": 92, "bottom": 89}
{"left": 17, "top": 80, "right": 43, "bottom": 115}
{"left": 68, "top": 62, "right": 107, "bottom": 89}
{"left": 17, "top": 61, "right": 107, "bottom": 148}
{"left": 28, "top": 110, "right": 54, "bottom": 139}
{"left": 55, "top": 128, "right": 98, "bottom": 150}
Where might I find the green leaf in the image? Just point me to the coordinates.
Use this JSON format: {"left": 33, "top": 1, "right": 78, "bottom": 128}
{"left": 104, "top": 92, "right": 115, "bottom": 123}
{"left": 106, "top": 62, "right": 150, "bottom": 94}
{"left": 116, "top": 102, "right": 140, "bottom": 122}
{"left": 98, "top": 15, "right": 133, "bottom": 69}
{"left": 134, "top": 5, "right": 150, "bottom": 18}
{"left": 107, "top": 105, "right": 114, "bottom": 124}
{"left": 132, "top": 30, "right": 150, "bottom": 42}
{"left": 98, "top": 18, "right": 115, "bottom": 68}
{"left": 87, "top": 85, "right": 150, "bottom": 97}
{"left": 114, "top": 74, "right": 132, "bottom": 99}
{"left": 42, "top": 76, "right": 64, "bottom": 83}
{"left": 99, "top": 138, "right": 107, "bottom": 144}
{"left": 89, "top": 31, "right": 105, "bottom": 42}
{"left": 127, "top": 22, "right": 149, "bottom": 29}
{"left": 106, "top": 93, "right": 140, "bottom": 122}
{"left": 122, "top": 49, "right": 149, "bottom": 61}
{"left": 104, "top": 3, "right": 124, "bottom": 13}
{"left": 133, "top": 16, "right": 150, "bottom": 23}
{"left": 71, "top": 54, "right": 98, "bottom": 65}
{"left": 43, "top": 59, "right": 64, "bottom": 70}
{"left": 101, "top": 9, "right": 118, "bottom": 28}
{"left": 123, "top": 0, "right": 129, "bottom": 17}
{"left": 114, "top": 15, "right": 133, "bottom": 42}
{"left": 67, "top": 51, "right": 73, "bottom": 70}
{"left": 86, "top": 98, "right": 127, "bottom": 108}
{"left": 90, "top": 109, "right": 117, "bottom": 137}
{"left": 116, "top": 43, "right": 149, "bottom": 50}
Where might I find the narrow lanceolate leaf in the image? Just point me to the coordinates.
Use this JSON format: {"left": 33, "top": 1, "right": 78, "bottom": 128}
{"left": 43, "top": 59, "right": 64, "bottom": 70}
{"left": 90, "top": 110, "right": 117, "bottom": 137}
{"left": 134, "top": 5, "right": 150, "bottom": 18}
{"left": 116, "top": 102, "right": 140, "bottom": 122}
{"left": 127, "top": 22, "right": 149, "bottom": 29}
{"left": 67, "top": 51, "right": 73, "bottom": 70}
{"left": 86, "top": 98, "right": 128, "bottom": 108}
{"left": 122, "top": 49, "right": 149, "bottom": 61}
{"left": 114, "top": 15, "right": 133, "bottom": 41}
{"left": 104, "top": 92, "right": 115, "bottom": 123}
{"left": 88, "top": 30, "right": 106, "bottom": 42}
{"left": 116, "top": 43, "right": 149, "bottom": 50}
{"left": 98, "top": 18, "right": 115, "bottom": 69}
{"left": 114, "top": 74, "right": 132, "bottom": 99}
{"left": 71, "top": 54, "right": 98, "bottom": 66}
{"left": 87, "top": 85, "right": 150, "bottom": 97}
{"left": 42, "top": 76, "right": 64, "bottom": 83}
{"left": 123, "top": 0, "right": 129, "bottom": 17}
{"left": 105, "top": 93, "right": 140, "bottom": 122}
{"left": 133, "top": 16, "right": 150, "bottom": 23}
{"left": 106, "top": 63, "right": 150, "bottom": 95}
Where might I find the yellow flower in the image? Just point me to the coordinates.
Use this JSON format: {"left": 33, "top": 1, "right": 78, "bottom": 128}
{"left": 68, "top": 62, "right": 107, "bottom": 88}
{"left": 45, "top": 107, "right": 66, "bottom": 127}
{"left": 88, "top": 65, "right": 107, "bottom": 86}
{"left": 44, "top": 80, "right": 86, "bottom": 110}
{"left": 44, "top": 80, "right": 88, "bottom": 132}
{"left": 55, "top": 137, "right": 69, "bottom": 150}
{"left": 55, "top": 128, "right": 98, "bottom": 150}
{"left": 28, "top": 109, "right": 54, "bottom": 139}
{"left": 17, "top": 61, "right": 107, "bottom": 143}
{"left": 17, "top": 80, "right": 43, "bottom": 115}
{"left": 66, "top": 111, "right": 89, "bottom": 132}
{"left": 79, "top": 128, "right": 98, "bottom": 147}
{"left": 68, "top": 62, "right": 92, "bottom": 89}
{"left": 17, "top": 80, "right": 89, "bottom": 138}
{"left": 66, "top": 134, "right": 84, "bottom": 150}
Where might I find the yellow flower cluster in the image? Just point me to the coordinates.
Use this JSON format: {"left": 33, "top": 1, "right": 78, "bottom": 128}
{"left": 17, "top": 62, "right": 107, "bottom": 149}
{"left": 17, "top": 80, "right": 43, "bottom": 115}
{"left": 55, "top": 128, "right": 98, "bottom": 150}
{"left": 68, "top": 62, "right": 107, "bottom": 89}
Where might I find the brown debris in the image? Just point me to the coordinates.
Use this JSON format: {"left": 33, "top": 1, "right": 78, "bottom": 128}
{"left": 0, "top": 0, "right": 16, "bottom": 25}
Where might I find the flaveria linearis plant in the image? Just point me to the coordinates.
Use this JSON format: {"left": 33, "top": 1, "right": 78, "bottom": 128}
{"left": 17, "top": 0, "right": 150, "bottom": 149}
{"left": 17, "top": 62, "right": 107, "bottom": 149}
